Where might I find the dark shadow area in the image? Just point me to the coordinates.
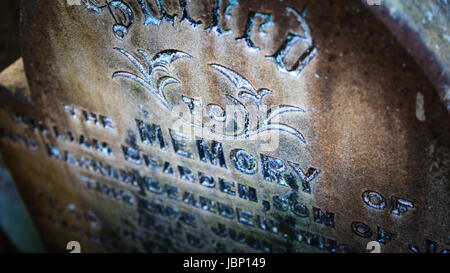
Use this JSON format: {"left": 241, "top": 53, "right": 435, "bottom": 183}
{"left": 0, "top": 0, "right": 21, "bottom": 71}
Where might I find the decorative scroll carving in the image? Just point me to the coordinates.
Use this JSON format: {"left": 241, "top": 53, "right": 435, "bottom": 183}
{"left": 113, "top": 48, "right": 306, "bottom": 143}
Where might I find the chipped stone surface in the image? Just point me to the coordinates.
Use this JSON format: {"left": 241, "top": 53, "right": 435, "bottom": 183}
{"left": 416, "top": 91, "right": 426, "bottom": 122}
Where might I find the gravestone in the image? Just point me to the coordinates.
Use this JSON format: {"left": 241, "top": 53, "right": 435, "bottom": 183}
{"left": 0, "top": 0, "right": 448, "bottom": 252}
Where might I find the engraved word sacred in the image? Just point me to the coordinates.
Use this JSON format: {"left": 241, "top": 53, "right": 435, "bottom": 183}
{"left": 82, "top": 0, "right": 317, "bottom": 144}
{"left": 82, "top": 0, "right": 317, "bottom": 76}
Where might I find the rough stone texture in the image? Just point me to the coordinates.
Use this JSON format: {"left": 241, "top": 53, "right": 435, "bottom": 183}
{"left": 366, "top": 0, "right": 450, "bottom": 111}
{"left": 0, "top": 0, "right": 447, "bottom": 253}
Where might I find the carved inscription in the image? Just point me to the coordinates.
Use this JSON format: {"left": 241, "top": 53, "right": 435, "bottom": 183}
{"left": 83, "top": 0, "right": 317, "bottom": 76}
{"left": 0, "top": 104, "right": 444, "bottom": 253}
{"left": 2, "top": 0, "right": 446, "bottom": 253}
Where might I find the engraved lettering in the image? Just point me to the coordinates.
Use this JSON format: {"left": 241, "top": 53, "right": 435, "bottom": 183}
{"left": 266, "top": 7, "right": 317, "bottom": 76}
{"left": 261, "top": 154, "right": 287, "bottom": 186}
{"left": 230, "top": 149, "right": 257, "bottom": 175}
{"left": 143, "top": 154, "right": 159, "bottom": 171}
{"left": 136, "top": 119, "right": 166, "bottom": 149}
{"left": 377, "top": 226, "right": 397, "bottom": 244}
{"left": 219, "top": 178, "right": 236, "bottom": 196}
{"left": 212, "top": 222, "right": 227, "bottom": 237}
{"left": 237, "top": 183, "right": 257, "bottom": 202}
{"left": 362, "top": 190, "right": 386, "bottom": 210}
{"left": 288, "top": 161, "right": 320, "bottom": 193}
{"left": 198, "top": 172, "right": 215, "bottom": 188}
{"left": 313, "top": 207, "right": 335, "bottom": 228}
{"left": 178, "top": 165, "right": 195, "bottom": 183}
{"left": 291, "top": 202, "right": 309, "bottom": 217}
{"left": 46, "top": 143, "right": 62, "bottom": 160}
{"left": 196, "top": 139, "right": 227, "bottom": 168}
{"left": 390, "top": 196, "right": 414, "bottom": 216}
{"left": 182, "top": 95, "right": 201, "bottom": 115}
{"left": 236, "top": 12, "right": 274, "bottom": 50}
{"left": 217, "top": 202, "right": 235, "bottom": 219}
{"left": 236, "top": 208, "right": 254, "bottom": 227}
{"left": 351, "top": 222, "right": 373, "bottom": 238}
{"left": 182, "top": 191, "right": 200, "bottom": 208}
{"left": 122, "top": 145, "right": 142, "bottom": 165}
{"left": 200, "top": 196, "right": 216, "bottom": 213}
{"left": 169, "top": 129, "right": 193, "bottom": 158}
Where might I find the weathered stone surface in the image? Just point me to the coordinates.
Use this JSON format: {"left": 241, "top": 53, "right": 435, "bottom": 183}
{"left": 0, "top": 0, "right": 448, "bottom": 252}
{"left": 366, "top": 0, "right": 450, "bottom": 112}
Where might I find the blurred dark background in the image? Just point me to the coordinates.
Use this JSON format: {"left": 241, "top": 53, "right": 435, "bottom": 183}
{"left": 0, "top": 0, "right": 46, "bottom": 252}
{"left": 0, "top": 0, "right": 20, "bottom": 71}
